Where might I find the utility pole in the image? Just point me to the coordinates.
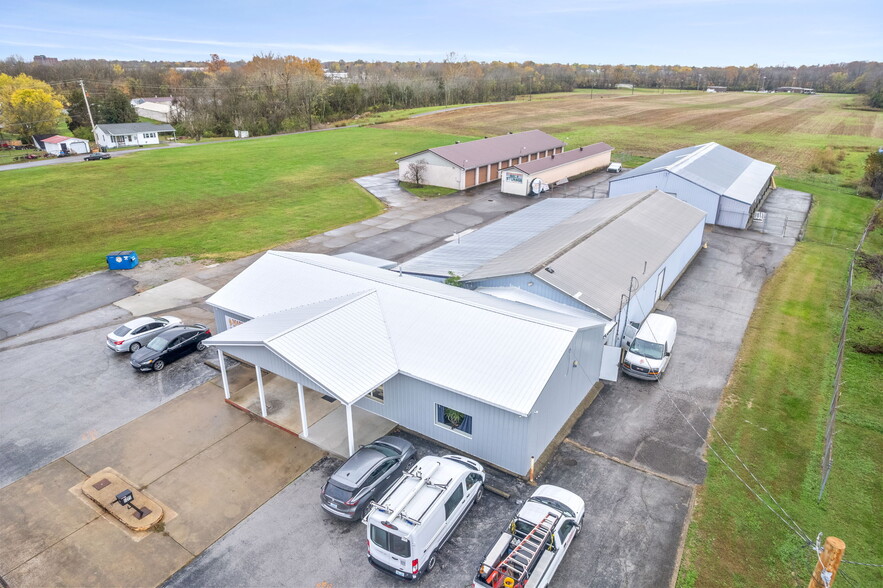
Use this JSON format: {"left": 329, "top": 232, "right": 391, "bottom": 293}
{"left": 79, "top": 79, "right": 97, "bottom": 152}
{"left": 79, "top": 80, "right": 95, "bottom": 130}
{"left": 808, "top": 536, "right": 845, "bottom": 588}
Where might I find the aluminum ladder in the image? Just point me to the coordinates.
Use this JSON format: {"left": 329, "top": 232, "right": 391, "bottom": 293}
{"left": 489, "top": 512, "right": 558, "bottom": 588}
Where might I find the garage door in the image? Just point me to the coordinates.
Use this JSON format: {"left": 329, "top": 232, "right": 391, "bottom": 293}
{"left": 465, "top": 169, "right": 476, "bottom": 188}
{"left": 478, "top": 166, "right": 488, "bottom": 184}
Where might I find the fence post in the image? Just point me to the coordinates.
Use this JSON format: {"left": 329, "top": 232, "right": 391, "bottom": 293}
{"left": 808, "top": 537, "right": 845, "bottom": 588}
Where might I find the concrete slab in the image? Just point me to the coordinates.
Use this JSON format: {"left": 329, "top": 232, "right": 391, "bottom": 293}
{"left": 0, "top": 460, "right": 97, "bottom": 575}
{"left": 115, "top": 278, "right": 215, "bottom": 316}
{"left": 4, "top": 517, "right": 192, "bottom": 588}
{"left": 228, "top": 372, "right": 339, "bottom": 433}
{"left": 149, "top": 421, "right": 325, "bottom": 555}
{"left": 306, "top": 405, "right": 397, "bottom": 458}
{"left": 66, "top": 382, "right": 250, "bottom": 487}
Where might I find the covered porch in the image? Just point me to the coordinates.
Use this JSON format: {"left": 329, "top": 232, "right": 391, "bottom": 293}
{"left": 213, "top": 353, "right": 395, "bottom": 458}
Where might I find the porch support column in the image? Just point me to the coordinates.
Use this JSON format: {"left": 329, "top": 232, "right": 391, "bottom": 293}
{"left": 346, "top": 403, "right": 355, "bottom": 457}
{"left": 217, "top": 349, "right": 230, "bottom": 399}
{"left": 298, "top": 382, "right": 309, "bottom": 438}
{"left": 255, "top": 365, "right": 267, "bottom": 418}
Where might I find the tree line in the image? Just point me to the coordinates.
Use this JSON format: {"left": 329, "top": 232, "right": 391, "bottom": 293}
{"left": 2, "top": 54, "right": 881, "bottom": 140}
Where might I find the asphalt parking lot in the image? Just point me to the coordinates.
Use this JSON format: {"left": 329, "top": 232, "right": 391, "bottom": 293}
{"left": 164, "top": 189, "right": 811, "bottom": 587}
{"left": 0, "top": 183, "right": 810, "bottom": 587}
{"left": 0, "top": 305, "right": 218, "bottom": 489}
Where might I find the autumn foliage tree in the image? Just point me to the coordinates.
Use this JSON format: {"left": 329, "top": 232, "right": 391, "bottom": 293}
{"left": 0, "top": 73, "right": 67, "bottom": 137}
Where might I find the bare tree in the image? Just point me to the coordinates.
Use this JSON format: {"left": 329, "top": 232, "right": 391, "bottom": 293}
{"left": 404, "top": 160, "right": 428, "bottom": 186}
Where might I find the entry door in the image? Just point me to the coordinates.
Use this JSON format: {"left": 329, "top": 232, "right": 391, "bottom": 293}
{"left": 655, "top": 268, "right": 666, "bottom": 302}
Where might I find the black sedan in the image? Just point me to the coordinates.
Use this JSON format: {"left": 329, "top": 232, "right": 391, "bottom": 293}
{"left": 320, "top": 436, "right": 416, "bottom": 520}
{"left": 131, "top": 324, "right": 211, "bottom": 372}
{"left": 84, "top": 152, "right": 111, "bottom": 161}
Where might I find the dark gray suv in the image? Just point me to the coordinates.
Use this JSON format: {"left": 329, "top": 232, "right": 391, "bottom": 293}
{"left": 320, "top": 436, "right": 416, "bottom": 520}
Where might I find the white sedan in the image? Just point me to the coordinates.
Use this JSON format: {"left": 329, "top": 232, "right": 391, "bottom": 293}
{"left": 106, "top": 316, "right": 182, "bottom": 353}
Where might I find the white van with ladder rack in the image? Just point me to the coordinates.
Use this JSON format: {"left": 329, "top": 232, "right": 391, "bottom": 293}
{"left": 473, "top": 485, "right": 585, "bottom": 588}
{"left": 364, "top": 454, "right": 485, "bottom": 580}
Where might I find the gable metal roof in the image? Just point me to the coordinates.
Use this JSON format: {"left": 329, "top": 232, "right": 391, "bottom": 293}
{"left": 614, "top": 142, "right": 775, "bottom": 205}
{"left": 400, "top": 191, "right": 706, "bottom": 318}
{"left": 206, "top": 251, "right": 604, "bottom": 415}
{"left": 536, "top": 191, "right": 706, "bottom": 318}
{"left": 95, "top": 122, "right": 175, "bottom": 135}
{"left": 398, "top": 130, "right": 564, "bottom": 170}
{"left": 507, "top": 143, "right": 613, "bottom": 174}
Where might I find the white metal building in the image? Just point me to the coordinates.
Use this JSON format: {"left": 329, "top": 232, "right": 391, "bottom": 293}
{"left": 400, "top": 191, "right": 707, "bottom": 345}
{"left": 608, "top": 142, "right": 775, "bottom": 229}
{"left": 501, "top": 143, "right": 614, "bottom": 196}
{"left": 40, "top": 135, "right": 90, "bottom": 155}
{"left": 204, "top": 251, "right": 618, "bottom": 476}
{"left": 396, "top": 130, "right": 565, "bottom": 190}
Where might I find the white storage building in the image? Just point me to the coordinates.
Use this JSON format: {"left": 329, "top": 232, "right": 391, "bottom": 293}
{"left": 501, "top": 143, "right": 614, "bottom": 196}
{"left": 204, "top": 251, "right": 619, "bottom": 476}
{"left": 400, "top": 191, "right": 707, "bottom": 345}
{"left": 608, "top": 142, "right": 775, "bottom": 229}
{"left": 40, "top": 135, "right": 90, "bottom": 155}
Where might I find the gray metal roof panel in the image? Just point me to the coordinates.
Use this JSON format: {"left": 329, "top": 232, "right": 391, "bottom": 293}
{"left": 538, "top": 191, "right": 707, "bottom": 317}
{"left": 614, "top": 143, "right": 774, "bottom": 204}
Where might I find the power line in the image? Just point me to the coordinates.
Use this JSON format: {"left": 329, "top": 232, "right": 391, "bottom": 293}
{"left": 630, "top": 295, "right": 813, "bottom": 544}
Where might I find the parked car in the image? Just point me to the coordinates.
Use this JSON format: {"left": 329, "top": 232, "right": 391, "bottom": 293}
{"left": 621, "top": 313, "right": 678, "bottom": 380}
{"left": 130, "top": 324, "right": 211, "bottom": 371}
{"left": 84, "top": 152, "right": 111, "bottom": 161}
{"left": 365, "top": 454, "right": 485, "bottom": 580}
{"left": 106, "top": 316, "right": 182, "bottom": 353}
{"left": 320, "top": 436, "right": 416, "bottom": 520}
{"left": 473, "top": 485, "right": 585, "bottom": 588}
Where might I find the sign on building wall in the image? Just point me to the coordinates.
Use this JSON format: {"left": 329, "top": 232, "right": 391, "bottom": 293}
{"left": 505, "top": 172, "right": 524, "bottom": 183}
{"left": 225, "top": 315, "right": 244, "bottom": 330}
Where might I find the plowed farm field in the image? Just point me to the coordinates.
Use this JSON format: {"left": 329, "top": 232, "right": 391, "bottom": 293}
{"left": 387, "top": 91, "right": 882, "bottom": 175}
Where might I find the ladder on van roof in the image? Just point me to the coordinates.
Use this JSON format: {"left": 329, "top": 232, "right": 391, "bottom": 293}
{"left": 368, "top": 460, "right": 450, "bottom": 526}
{"left": 487, "top": 512, "right": 559, "bottom": 588}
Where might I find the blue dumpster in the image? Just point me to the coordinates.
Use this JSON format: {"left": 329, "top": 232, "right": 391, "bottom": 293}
{"left": 106, "top": 250, "right": 139, "bottom": 270}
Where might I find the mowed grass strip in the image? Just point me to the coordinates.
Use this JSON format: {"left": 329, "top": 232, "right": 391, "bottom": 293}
{"left": 0, "top": 126, "right": 468, "bottom": 298}
{"left": 677, "top": 181, "right": 882, "bottom": 587}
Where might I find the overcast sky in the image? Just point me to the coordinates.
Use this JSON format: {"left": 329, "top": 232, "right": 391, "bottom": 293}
{"left": 3, "top": 0, "right": 881, "bottom": 66}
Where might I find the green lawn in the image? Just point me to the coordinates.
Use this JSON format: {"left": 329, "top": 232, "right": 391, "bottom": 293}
{"left": 0, "top": 126, "right": 469, "bottom": 298}
{"left": 677, "top": 179, "right": 883, "bottom": 587}
{"left": 399, "top": 182, "right": 458, "bottom": 198}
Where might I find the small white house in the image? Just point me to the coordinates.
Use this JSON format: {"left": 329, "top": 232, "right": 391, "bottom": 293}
{"left": 40, "top": 135, "right": 90, "bottom": 155}
{"left": 501, "top": 143, "right": 613, "bottom": 196}
{"left": 93, "top": 122, "right": 176, "bottom": 149}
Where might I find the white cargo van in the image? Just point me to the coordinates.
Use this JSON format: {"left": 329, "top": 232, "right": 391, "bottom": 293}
{"left": 364, "top": 454, "right": 485, "bottom": 580}
{"left": 606, "top": 162, "right": 623, "bottom": 173}
{"left": 621, "top": 313, "right": 677, "bottom": 380}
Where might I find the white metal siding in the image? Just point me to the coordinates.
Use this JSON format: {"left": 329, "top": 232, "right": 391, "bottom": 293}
{"left": 611, "top": 172, "right": 720, "bottom": 224}
{"left": 356, "top": 374, "right": 531, "bottom": 474}
{"left": 525, "top": 326, "right": 604, "bottom": 463}
{"left": 716, "top": 196, "right": 751, "bottom": 229}
{"left": 398, "top": 151, "right": 463, "bottom": 190}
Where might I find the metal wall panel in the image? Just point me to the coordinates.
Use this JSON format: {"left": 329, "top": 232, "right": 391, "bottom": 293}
{"left": 356, "top": 374, "right": 531, "bottom": 474}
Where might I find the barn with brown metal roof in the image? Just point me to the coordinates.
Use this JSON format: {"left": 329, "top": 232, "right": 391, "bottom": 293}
{"left": 396, "top": 130, "right": 565, "bottom": 190}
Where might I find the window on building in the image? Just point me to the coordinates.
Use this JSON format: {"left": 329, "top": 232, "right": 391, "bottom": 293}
{"left": 436, "top": 404, "right": 472, "bottom": 436}
{"left": 370, "top": 385, "right": 384, "bottom": 403}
